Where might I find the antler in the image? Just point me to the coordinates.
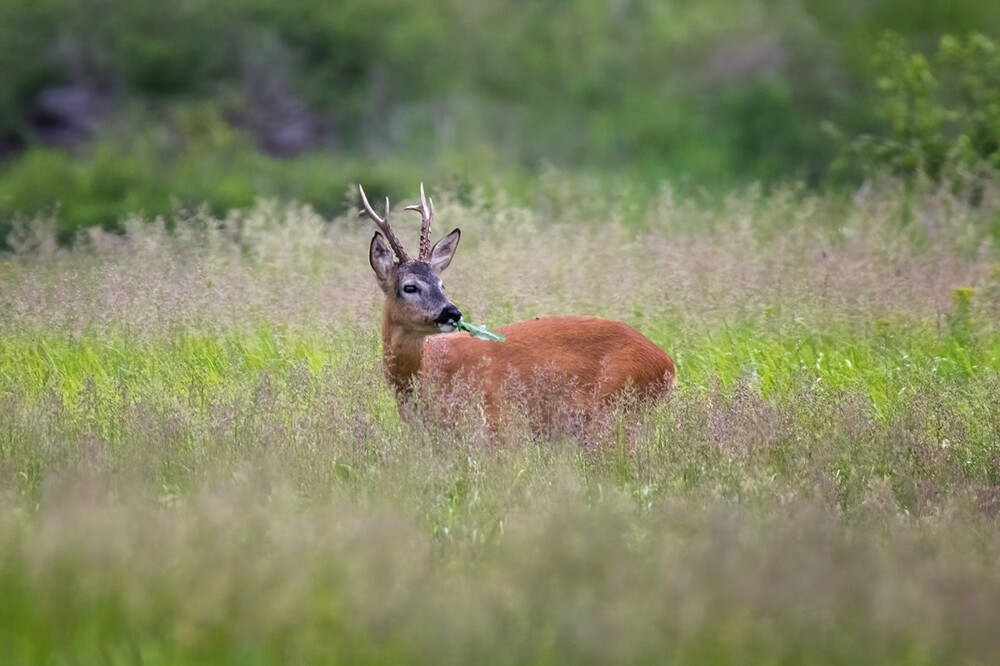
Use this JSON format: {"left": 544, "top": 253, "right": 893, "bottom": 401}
{"left": 404, "top": 182, "right": 435, "bottom": 262}
{"left": 359, "top": 184, "right": 410, "bottom": 262}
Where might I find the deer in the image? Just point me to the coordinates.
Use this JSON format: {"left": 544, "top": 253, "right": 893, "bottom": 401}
{"left": 360, "top": 183, "right": 676, "bottom": 430}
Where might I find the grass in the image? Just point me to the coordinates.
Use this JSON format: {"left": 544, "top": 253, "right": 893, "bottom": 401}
{"left": 1, "top": 180, "right": 1000, "bottom": 664}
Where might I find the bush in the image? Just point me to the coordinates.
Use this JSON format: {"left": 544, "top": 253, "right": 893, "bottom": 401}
{"left": 829, "top": 32, "right": 1000, "bottom": 199}
{"left": 0, "top": 104, "right": 445, "bottom": 243}
{"left": 3, "top": 0, "right": 1000, "bottom": 236}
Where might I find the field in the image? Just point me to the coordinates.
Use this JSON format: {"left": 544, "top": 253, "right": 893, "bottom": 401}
{"left": 2, "top": 182, "right": 1000, "bottom": 664}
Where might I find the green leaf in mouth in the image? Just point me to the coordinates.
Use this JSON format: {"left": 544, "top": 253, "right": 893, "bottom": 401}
{"left": 455, "top": 318, "right": 506, "bottom": 342}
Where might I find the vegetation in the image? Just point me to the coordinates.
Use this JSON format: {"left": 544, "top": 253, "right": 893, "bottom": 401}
{"left": 2, "top": 181, "right": 1000, "bottom": 663}
{"left": 2, "top": 0, "right": 1000, "bottom": 236}
{"left": 828, "top": 32, "right": 1000, "bottom": 199}
{"left": 3, "top": 1, "right": 1000, "bottom": 660}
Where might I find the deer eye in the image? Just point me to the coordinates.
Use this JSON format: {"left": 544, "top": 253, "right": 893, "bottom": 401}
{"left": 402, "top": 284, "right": 419, "bottom": 294}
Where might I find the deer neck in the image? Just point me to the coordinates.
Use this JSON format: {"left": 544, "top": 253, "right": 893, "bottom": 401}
{"left": 381, "top": 305, "right": 426, "bottom": 398}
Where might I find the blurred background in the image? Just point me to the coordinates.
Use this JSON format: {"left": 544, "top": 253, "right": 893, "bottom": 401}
{"left": 0, "top": 0, "right": 998, "bottom": 240}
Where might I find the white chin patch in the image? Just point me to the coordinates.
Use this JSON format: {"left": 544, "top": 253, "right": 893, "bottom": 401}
{"left": 438, "top": 323, "right": 457, "bottom": 333}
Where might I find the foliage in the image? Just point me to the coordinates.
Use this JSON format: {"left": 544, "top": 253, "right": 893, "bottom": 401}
{"left": 0, "top": 104, "right": 438, "bottom": 242}
{"left": 2, "top": 0, "right": 1000, "bottom": 235}
{"left": 830, "top": 32, "right": 1000, "bottom": 197}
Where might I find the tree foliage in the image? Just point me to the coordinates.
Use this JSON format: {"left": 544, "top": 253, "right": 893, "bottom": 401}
{"left": 831, "top": 32, "right": 1000, "bottom": 197}
{"left": 2, "top": 0, "right": 1000, "bottom": 234}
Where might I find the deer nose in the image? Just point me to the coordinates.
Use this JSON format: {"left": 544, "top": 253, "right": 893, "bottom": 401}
{"left": 435, "top": 305, "right": 462, "bottom": 325}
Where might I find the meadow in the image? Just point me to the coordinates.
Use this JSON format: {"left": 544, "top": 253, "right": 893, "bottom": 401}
{"left": 1, "top": 181, "right": 1000, "bottom": 664}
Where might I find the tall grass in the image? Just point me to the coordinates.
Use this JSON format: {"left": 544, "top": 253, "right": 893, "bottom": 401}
{"left": 1, "top": 181, "right": 1000, "bottom": 664}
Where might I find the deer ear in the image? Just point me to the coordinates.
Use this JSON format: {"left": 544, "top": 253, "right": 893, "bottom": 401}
{"left": 370, "top": 232, "right": 394, "bottom": 283}
{"left": 429, "top": 228, "right": 460, "bottom": 274}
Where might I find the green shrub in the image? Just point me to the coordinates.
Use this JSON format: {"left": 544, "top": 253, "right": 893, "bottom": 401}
{"left": 3, "top": 0, "right": 1000, "bottom": 235}
{"left": 829, "top": 32, "right": 1000, "bottom": 198}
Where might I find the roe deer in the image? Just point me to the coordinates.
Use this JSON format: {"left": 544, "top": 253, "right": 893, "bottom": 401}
{"left": 361, "top": 183, "right": 676, "bottom": 429}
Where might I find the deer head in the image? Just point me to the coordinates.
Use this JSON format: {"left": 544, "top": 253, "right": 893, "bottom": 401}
{"left": 361, "top": 183, "right": 463, "bottom": 334}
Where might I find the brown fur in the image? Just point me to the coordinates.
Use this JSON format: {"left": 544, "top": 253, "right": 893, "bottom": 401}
{"left": 384, "top": 313, "right": 676, "bottom": 428}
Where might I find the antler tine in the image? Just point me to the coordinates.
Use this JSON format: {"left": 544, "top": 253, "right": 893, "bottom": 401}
{"left": 404, "top": 182, "right": 435, "bottom": 262}
{"left": 359, "top": 184, "right": 409, "bottom": 262}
